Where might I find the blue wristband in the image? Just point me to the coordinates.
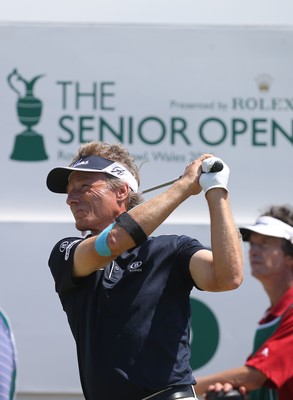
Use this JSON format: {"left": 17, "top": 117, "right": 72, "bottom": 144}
{"left": 94, "top": 222, "right": 115, "bottom": 256}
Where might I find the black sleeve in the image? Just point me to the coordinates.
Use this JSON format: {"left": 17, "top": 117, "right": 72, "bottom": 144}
{"left": 48, "top": 237, "right": 83, "bottom": 295}
{"left": 176, "top": 235, "right": 207, "bottom": 290}
{"left": 48, "top": 236, "right": 105, "bottom": 342}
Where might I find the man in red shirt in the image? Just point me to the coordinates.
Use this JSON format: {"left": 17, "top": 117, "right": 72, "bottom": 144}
{"left": 195, "top": 205, "right": 293, "bottom": 400}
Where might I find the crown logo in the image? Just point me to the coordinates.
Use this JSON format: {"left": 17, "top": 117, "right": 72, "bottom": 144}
{"left": 255, "top": 74, "right": 273, "bottom": 93}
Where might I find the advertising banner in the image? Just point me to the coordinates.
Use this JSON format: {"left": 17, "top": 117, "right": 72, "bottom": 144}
{"left": 0, "top": 23, "right": 292, "bottom": 394}
{"left": 1, "top": 23, "right": 292, "bottom": 223}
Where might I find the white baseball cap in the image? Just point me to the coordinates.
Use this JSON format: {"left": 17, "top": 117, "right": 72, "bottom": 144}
{"left": 47, "top": 155, "right": 138, "bottom": 193}
{"left": 240, "top": 216, "right": 293, "bottom": 244}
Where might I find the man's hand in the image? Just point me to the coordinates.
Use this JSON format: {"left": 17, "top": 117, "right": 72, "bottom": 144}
{"left": 205, "top": 382, "right": 247, "bottom": 399}
{"left": 180, "top": 153, "right": 215, "bottom": 197}
{"left": 199, "top": 156, "right": 230, "bottom": 194}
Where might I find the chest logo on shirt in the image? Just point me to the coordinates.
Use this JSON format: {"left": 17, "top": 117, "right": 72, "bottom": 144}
{"left": 128, "top": 261, "right": 143, "bottom": 272}
{"left": 260, "top": 347, "right": 269, "bottom": 357}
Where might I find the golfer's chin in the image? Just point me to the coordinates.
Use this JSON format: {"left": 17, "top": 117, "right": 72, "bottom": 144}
{"left": 75, "top": 218, "right": 92, "bottom": 233}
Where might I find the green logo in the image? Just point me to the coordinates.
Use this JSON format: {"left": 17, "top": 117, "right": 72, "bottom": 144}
{"left": 7, "top": 69, "right": 48, "bottom": 161}
{"left": 190, "top": 298, "right": 219, "bottom": 370}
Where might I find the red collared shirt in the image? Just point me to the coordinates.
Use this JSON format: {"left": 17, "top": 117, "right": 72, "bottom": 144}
{"left": 246, "top": 287, "right": 293, "bottom": 400}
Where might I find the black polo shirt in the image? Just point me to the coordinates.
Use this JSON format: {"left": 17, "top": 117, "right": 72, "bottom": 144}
{"left": 49, "top": 234, "right": 205, "bottom": 400}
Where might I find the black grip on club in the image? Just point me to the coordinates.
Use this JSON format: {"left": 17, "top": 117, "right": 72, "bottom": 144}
{"left": 206, "top": 389, "right": 244, "bottom": 400}
{"left": 210, "top": 160, "right": 224, "bottom": 172}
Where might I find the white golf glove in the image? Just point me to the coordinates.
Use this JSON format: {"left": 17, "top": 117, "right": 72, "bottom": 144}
{"left": 199, "top": 157, "right": 230, "bottom": 194}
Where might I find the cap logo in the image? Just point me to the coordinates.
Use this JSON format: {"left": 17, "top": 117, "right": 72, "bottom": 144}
{"left": 255, "top": 220, "right": 267, "bottom": 225}
{"left": 71, "top": 158, "right": 89, "bottom": 167}
{"left": 111, "top": 166, "right": 125, "bottom": 176}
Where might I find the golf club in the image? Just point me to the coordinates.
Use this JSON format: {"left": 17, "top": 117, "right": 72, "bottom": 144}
{"left": 142, "top": 160, "right": 223, "bottom": 194}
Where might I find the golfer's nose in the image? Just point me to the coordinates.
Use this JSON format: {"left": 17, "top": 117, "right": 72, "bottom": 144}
{"left": 66, "top": 189, "right": 80, "bottom": 205}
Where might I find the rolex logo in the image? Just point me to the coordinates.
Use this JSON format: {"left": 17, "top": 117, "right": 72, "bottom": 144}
{"left": 255, "top": 74, "right": 273, "bottom": 93}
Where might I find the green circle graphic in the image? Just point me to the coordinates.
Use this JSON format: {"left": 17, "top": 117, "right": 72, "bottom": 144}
{"left": 190, "top": 297, "right": 219, "bottom": 370}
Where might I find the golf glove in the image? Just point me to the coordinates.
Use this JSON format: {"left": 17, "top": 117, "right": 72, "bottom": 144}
{"left": 199, "top": 157, "right": 229, "bottom": 194}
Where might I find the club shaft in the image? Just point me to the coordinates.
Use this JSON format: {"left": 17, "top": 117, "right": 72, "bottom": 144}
{"left": 141, "top": 178, "right": 179, "bottom": 194}
{"left": 141, "top": 160, "right": 223, "bottom": 194}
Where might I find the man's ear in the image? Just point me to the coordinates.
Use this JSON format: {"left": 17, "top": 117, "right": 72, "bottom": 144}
{"left": 116, "top": 183, "right": 130, "bottom": 201}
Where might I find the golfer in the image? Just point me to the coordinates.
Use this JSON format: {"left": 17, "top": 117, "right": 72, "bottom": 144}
{"left": 46, "top": 140, "right": 243, "bottom": 400}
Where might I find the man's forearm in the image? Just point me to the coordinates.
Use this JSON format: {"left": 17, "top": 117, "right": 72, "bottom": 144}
{"left": 195, "top": 366, "right": 266, "bottom": 395}
{"left": 206, "top": 189, "right": 244, "bottom": 291}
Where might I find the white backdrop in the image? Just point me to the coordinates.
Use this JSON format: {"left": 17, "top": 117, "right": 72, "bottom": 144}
{"left": 1, "top": 0, "right": 293, "bottom": 25}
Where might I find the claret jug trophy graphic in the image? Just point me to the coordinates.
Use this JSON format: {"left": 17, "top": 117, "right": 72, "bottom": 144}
{"left": 7, "top": 68, "right": 48, "bottom": 161}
